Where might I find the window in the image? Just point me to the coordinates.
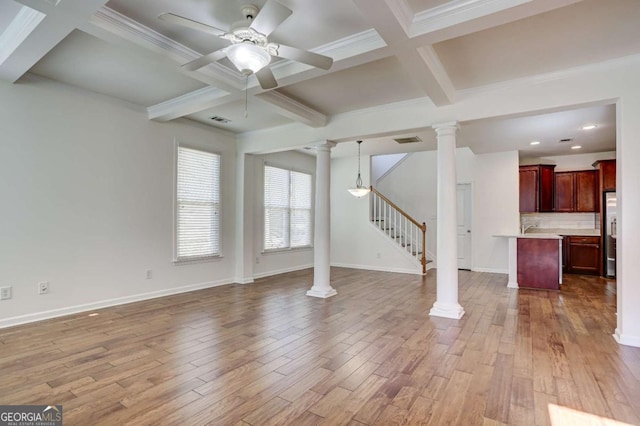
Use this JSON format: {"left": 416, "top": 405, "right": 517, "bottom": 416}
{"left": 264, "top": 164, "right": 313, "bottom": 251}
{"left": 175, "top": 146, "right": 221, "bottom": 260}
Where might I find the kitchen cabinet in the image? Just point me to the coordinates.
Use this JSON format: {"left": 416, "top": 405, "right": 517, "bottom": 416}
{"left": 519, "top": 165, "right": 555, "bottom": 213}
{"left": 593, "top": 159, "right": 616, "bottom": 192}
{"left": 554, "top": 170, "right": 598, "bottom": 212}
{"left": 564, "top": 236, "right": 601, "bottom": 275}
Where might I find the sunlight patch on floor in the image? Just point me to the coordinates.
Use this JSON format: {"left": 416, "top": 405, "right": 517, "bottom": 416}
{"left": 549, "top": 404, "right": 635, "bottom": 426}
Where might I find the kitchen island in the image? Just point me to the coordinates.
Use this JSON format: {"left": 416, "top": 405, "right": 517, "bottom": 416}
{"left": 494, "top": 233, "right": 563, "bottom": 290}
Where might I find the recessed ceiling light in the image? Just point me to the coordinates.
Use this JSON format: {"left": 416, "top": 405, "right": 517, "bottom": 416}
{"left": 581, "top": 124, "right": 597, "bottom": 130}
{"left": 571, "top": 145, "right": 582, "bottom": 150}
{"left": 530, "top": 141, "right": 540, "bottom": 146}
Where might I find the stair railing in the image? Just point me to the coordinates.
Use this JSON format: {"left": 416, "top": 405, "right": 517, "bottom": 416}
{"left": 370, "top": 186, "right": 427, "bottom": 274}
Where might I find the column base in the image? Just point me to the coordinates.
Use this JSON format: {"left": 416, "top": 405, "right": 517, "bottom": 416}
{"left": 507, "top": 281, "right": 519, "bottom": 289}
{"left": 429, "top": 301, "right": 465, "bottom": 319}
{"left": 306, "top": 287, "right": 338, "bottom": 299}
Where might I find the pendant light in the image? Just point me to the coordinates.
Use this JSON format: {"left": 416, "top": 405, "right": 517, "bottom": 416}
{"left": 348, "top": 140, "right": 371, "bottom": 198}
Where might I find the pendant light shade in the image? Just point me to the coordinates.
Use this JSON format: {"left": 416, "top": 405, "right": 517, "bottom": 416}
{"left": 348, "top": 140, "right": 370, "bottom": 198}
{"left": 226, "top": 42, "right": 271, "bottom": 75}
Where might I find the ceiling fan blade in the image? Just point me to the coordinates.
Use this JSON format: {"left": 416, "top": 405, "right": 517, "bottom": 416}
{"left": 256, "top": 67, "right": 278, "bottom": 90}
{"left": 275, "top": 44, "right": 333, "bottom": 70}
{"left": 158, "top": 13, "right": 226, "bottom": 37}
{"left": 249, "top": 0, "right": 292, "bottom": 37}
{"left": 182, "top": 49, "right": 228, "bottom": 72}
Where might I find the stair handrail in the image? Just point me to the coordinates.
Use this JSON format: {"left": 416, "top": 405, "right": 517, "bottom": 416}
{"left": 370, "top": 186, "right": 428, "bottom": 274}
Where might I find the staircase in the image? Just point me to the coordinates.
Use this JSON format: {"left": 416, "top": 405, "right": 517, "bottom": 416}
{"left": 369, "top": 186, "right": 429, "bottom": 274}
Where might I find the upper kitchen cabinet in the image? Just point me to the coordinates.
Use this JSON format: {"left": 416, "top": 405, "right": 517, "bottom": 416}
{"left": 593, "top": 159, "right": 616, "bottom": 191}
{"left": 519, "top": 165, "right": 555, "bottom": 213}
{"left": 554, "top": 170, "right": 599, "bottom": 212}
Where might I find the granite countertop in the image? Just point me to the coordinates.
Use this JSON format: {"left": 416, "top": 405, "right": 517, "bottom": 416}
{"left": 494, "top": 233, "right": 563, "bottom": 239}
{"left": 526, "top": 228, "right": 601, "bottom": 237}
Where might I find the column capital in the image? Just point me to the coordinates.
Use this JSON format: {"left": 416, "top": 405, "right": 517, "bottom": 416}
{"left": 432, "top": 121, "right": 459, "bottom": 134}
{"left": 314, "top": 140, "right": 337, "bottom": 152}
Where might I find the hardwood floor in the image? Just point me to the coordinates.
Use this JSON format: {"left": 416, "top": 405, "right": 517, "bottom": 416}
{"left": 1, "top": 268, "right": 639, "bottom": 425}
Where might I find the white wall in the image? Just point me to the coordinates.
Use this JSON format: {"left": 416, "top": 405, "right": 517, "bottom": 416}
{"left": 251, "top": 151, "right": 315, "bottom": 278}
{"left": 520, "top": 151, "right": 615, "bottom": 171}
{"left": 473, "top": 151, "right": 520, "bottom": 273}
{"left": 331, "top": 156, "right": 421, "bottom": 274}
{"left": 375, "top": 147, "right": 476, "bottom": 260}
{"left": 0, "top": 76, "right": 237, "bottom": 327}
{"left": 371, "top": 153, "right": 408, "bottom": 183}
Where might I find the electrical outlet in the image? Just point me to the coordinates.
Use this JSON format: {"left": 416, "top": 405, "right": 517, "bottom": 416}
{"left": 376, "top": 252, "right": 381, "bottom": 259}
{"left": 0, "top": 286, "right": 11, "bottom": 300}
{"left": 145, "top": 269, "right": 152, "bottom": 279}
{"left": 255, "top": 257, "right": 260, "bottom": 264}
{"left": 38, "top": 282, "right": 49, "bottom": 295}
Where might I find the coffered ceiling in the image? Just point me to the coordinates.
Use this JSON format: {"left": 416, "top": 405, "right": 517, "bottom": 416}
{"left": 0, "top": 0, "right": 634, "bottom": 156}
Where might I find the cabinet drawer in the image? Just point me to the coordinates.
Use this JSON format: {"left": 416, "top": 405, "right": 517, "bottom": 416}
{"left": 569, "top": 236, "right": 600, "bottom": 245}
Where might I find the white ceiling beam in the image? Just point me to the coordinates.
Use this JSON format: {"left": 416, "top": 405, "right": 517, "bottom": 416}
{"left": 353, "top": 0, "right": 455, "bottom": 105}
{"left": 256, "top": 91, "right": 328, "bottom": 128}
{"left": 0, "top": 0, "right": 109, "bottom": 83}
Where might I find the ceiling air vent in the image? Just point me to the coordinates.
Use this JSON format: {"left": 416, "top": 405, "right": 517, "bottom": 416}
{"left": 210, "top": 116, "right": 231, "bottom": 124}
{"left": 394, "top": 136, "right": 422, "bottom": 144}
{"left": 558, "top": 138, "right": 573, "bottom": 143}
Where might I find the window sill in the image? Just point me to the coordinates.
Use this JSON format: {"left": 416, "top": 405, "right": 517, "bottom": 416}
{"left": 173, "top": 255, "right": 223, "bottom": 265}
{"left": 261, "top": 246, "right": 313, "bottom": 255}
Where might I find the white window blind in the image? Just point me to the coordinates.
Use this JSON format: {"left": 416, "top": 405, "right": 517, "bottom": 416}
{"left": 176, "top": 146, "right": 221, "bottom": 260}
{"left": 264, "top": 165, "right": 312, "bottom": 250}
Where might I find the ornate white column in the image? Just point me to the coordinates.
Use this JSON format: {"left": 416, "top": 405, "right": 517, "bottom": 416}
{"left": 307, "top": 141, "right": 338, "bottom": 298}
{"left": 430, "top": 122, "right": 465, "bottom": 319}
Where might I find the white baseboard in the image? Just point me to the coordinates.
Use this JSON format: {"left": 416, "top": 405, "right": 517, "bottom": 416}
{"left": 472, "top": 267, "right": 508, "bottom": 274}
{"left": 234, "top": 277, "right": 255, "bottom": 285}
{"left": 252, "top": 264, "right": 313, "bottom": 280}
{"left": 331, "top": 262, "right": 424, "bottom": 275}
{"left": 614, "top": 329, "right": 640, "bottom": 347}
{"left": 0, "top": 278, "right": 234, "bottom": 330}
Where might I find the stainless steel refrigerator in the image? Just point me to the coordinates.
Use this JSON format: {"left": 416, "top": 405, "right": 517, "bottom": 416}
{"left": 604, "top": 192, "right": 617, "bottom": 277}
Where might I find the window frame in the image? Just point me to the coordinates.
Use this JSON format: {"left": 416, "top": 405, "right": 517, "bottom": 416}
{"left": 262, "top": 161, "right": 314, "bottom": 253}
{"left": 173, "top": 141, "right": 223, "bottom": 263}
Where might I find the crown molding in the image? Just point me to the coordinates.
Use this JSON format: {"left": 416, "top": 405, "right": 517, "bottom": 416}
{"left": 270, "top": 29, "right": 386, "bottom": 77}
{"left": 256, "top": 91, "right": 328, "bottom": 128}
{"left": 411, "top": 0, "right": 530, "bottom": 36}
{"left": 382, "top": 0, "right": 414, "bottom": 35}
{"left": 0, "top": 6, "right": 45, "bottom": 68}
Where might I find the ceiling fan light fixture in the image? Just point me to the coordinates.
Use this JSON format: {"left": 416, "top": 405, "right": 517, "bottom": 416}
{"left": 226, "top": 42, "right": 271, "bottom": 75}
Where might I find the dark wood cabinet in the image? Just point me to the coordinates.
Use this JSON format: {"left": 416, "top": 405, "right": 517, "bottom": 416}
{"left": 593, "top": 159, "right": 616, "bottom": 192}
{"left": 554, "top": 172, "right": 575, "bottom": 212}
{"left": 519, "top": 165, "right": 555, "bottom": 213}
{"left": 553, "top": 170, "right": 598, "bottom": 212}
{"left": 564, "top": 236, "right": 601, "bottom": 275}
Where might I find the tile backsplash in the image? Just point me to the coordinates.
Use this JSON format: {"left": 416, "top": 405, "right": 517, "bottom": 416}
{"left": 521, "top": 212, "right": 599, "bottom": 229}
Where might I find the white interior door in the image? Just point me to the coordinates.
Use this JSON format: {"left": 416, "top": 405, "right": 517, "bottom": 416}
{"left": 457, "top": 183, "right": 472, "bottom": 270}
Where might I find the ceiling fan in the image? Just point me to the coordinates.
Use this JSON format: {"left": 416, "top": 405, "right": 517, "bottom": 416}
{"left": 159, "top": 1, "right": 334, "bottom": 90}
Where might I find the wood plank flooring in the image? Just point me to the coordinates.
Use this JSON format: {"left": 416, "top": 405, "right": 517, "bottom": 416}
{"left": 1, "top": 268, "right": 639, "bottom": 425}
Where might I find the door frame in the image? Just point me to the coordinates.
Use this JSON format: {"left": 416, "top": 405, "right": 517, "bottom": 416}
{"left": 457, "top": 182, "right": 473, "bottom": 270}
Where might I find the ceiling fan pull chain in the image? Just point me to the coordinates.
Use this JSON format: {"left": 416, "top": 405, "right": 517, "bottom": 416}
{"left": 244, "top": 75, "right": 249, "bottom": 118}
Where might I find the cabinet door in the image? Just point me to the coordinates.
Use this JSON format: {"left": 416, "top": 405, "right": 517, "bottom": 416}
{"left": 562, "top": 237, "right": 569, "bottom": 272}
{"left": 568, "top": 237, "right": 601, "bottom": 275}
{"left": 601, "top": 160, "right": 616, "bottom": 191}
{"left": 539, "top": 166, "right": 555, "bottom": 212}
{"left": 555, "top": 172, "right": 575, "bottom": 212}
{"left": 519, "top": 169, "right": 538, "bottom": 213}
{"left": 575, "top": 170, "right": 598, "bottom": 212}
